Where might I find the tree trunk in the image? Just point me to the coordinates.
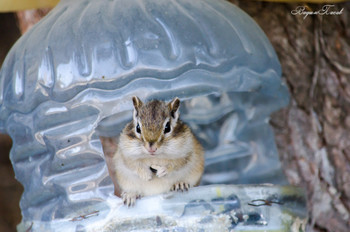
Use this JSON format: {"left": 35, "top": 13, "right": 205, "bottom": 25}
{"left": 230, "top": 1, "right": 350, "bottom": 231}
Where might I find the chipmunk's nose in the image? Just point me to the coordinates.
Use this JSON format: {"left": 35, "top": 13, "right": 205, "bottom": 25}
{"left": 146, "top": 142, "right": 157, "bottom": 154}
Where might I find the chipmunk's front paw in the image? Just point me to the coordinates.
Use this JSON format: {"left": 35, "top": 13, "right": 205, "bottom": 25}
{"left": 122, "top": 192, "right": 141, "bottom": 207}
{"left": 150, "top": 165, "right": 168, "bottom": 178}
{"left": 171, "top": 182, "right": 190, "bottom": 192}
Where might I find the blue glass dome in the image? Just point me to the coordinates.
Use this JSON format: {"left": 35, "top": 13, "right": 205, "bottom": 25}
{"left": 0, "top": 0, "right": 289, "bottom": 229}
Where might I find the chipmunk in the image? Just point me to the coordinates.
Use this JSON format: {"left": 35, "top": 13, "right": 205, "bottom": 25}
{"left": 113, "top": 96, "right": 204, "bottom": 206}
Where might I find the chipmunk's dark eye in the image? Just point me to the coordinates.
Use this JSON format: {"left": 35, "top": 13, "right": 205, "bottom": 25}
{"left": 164, "top": 121, "right": 171, "bottom": 134}
{"left": 136, "top": 123, "right": 141, "bottom": 134}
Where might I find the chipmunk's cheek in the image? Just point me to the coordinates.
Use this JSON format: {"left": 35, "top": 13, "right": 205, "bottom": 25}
{"left": 141, "top": 147, "right": 149, "bottom": 155}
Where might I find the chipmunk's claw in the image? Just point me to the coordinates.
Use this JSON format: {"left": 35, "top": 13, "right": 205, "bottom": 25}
{"left": 122, "top": 192, "right": 141, "bottom": 207}
{"left": 171, "top": 182, "right": 190, "bottom": 192}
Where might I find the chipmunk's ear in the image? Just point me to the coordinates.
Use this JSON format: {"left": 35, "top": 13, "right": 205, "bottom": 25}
{"left": 132, "top": 96, "right": 143, "bottom": 117}
{"left": 168, "top": 97, "right": 180, "bottom": 121}
{"left": 132, "top": 96, "right": 143, "bottom": 109}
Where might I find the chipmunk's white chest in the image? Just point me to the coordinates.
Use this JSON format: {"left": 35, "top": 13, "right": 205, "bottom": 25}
{"left": 117, "top": 164, "right": 181, "bottom": 195}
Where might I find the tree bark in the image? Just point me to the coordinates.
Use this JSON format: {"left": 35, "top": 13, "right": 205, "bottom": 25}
{"left": 230, "top": 1, "right": 350, "bottom": 231}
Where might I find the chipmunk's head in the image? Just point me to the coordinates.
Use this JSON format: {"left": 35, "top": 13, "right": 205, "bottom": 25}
{"left": 131, "top": 96, "right": 181, "bottom": 155}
